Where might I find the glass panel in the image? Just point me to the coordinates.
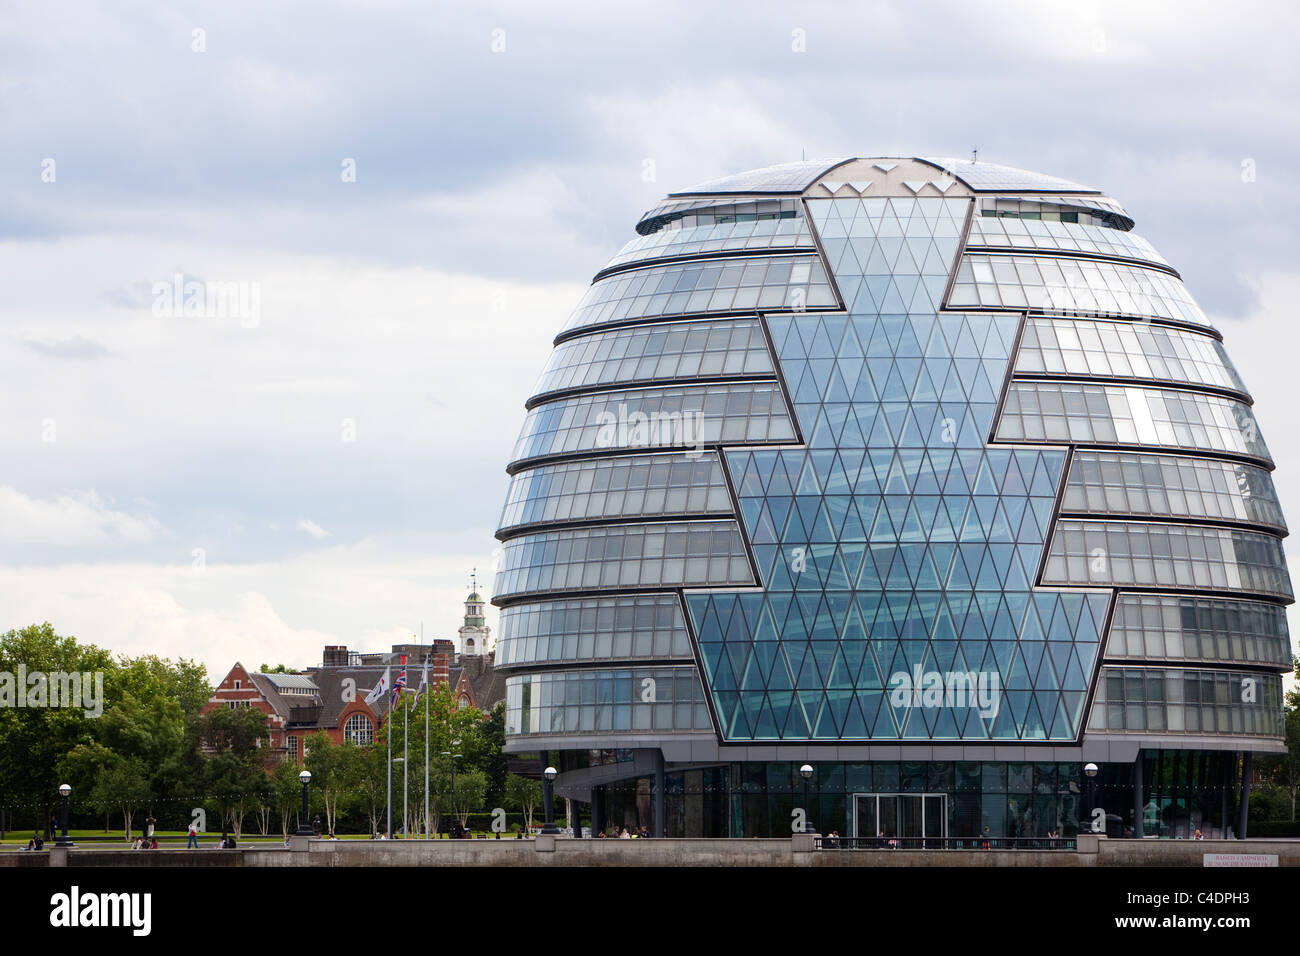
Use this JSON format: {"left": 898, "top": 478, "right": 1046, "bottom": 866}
{"left": 511, "top": 383, "right": 796, "bottom": 466}
{"left": 504, "top": 666, "right": 712, "bottom": 736}
{"left": 560, "top": 254, "right": 835, "bottom": 337}
{"left": 996, "top": 382, "right": 1270, "bottom": 462}
{"left": 1063, "top": 451, "right": 1283, "bottom": 530}
{"left": 493, "top": 520, "right": 754, "bottom": 600}
{"left": 1044, "top": 519, "right": 1291, "bottom": 599}
{"left": 500, "top": 452, "right": 733, "bottom": 531}
{"left": 966, "top": 215, "right": 1169, "bottom": 267}
{"left": 1016, "top": 318, "right": 1246, "bottom": 393}
{"left": 532, "top": 317, "right": 775, "bottom": 399}
{"left": 949, "top": 253, "right": 1210, "bottom": 328}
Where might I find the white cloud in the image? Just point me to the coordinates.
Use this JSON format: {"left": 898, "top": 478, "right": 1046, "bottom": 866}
{"left": 0, "top": 486, "right": 163, "bottom": 547}
{"left": 0, "top": 533, "right": 496, "bottom": 678}
{"left": 297, "top": 519, "right": 330, "bottom": 540}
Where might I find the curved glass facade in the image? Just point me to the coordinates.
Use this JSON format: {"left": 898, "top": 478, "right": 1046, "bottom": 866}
{"left": 1106, "top": 594, "right": 1290, "bottom": 668}
{"left": 966, "top": 216, "right": 1170, "bottom": 268}
{"left": 560, "top": 254, "right": 836, "bottom": 337}
{"left": 949, "top": 254, "right": 1209, "bottom": 327}
{"left": 1062, "top": 452, "right": 1284, "bottom": 530}
{"left": 496, "top": 594, "right": 694, "bottom": 667}
{"left": 605, "top": 217, "right": 814, "bottom": 271}
{"left": 1015, "top": 318, "right": 1245, "bottom": 394}
{"left": 494, "top": 520, "right": 753, "bottom": 601}
{"left": 510, "top": 382, "right": 796, "bottom": 467}
{"left": 532, "top": 317, "right": 773, "bottom": 400}
{"left": 493, "top": 157, "right": 1291, "bottom": 839}
{"left": 995, "top": 382, "right": 1269, "bottom": 461}
{"left": 1043, "top": 519, "right": 1292, "bottom": 598}
{"left": 500, "top": 453, "right": 732, "bottom": 532}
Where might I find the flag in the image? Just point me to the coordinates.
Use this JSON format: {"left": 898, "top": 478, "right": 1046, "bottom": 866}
{"left": 412, "top": 655, "right": 430, "bottom": 709}
{"left": 364, "top": 667, "right": 390, "bottom": 706}
{"left": 391, "top": 655, "right": 407, "bottom": 709}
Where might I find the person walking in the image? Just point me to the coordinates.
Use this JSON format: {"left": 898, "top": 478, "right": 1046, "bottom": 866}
{"left": 187, "top": 821, "right": 199, "bottom": 849}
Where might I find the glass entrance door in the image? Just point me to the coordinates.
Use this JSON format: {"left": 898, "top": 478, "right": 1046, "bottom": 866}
{"left": 853, "top": 793, "right": 947, "bottom": 845}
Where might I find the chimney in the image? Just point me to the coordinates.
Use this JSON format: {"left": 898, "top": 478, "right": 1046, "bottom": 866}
{"left": 323, "top": 645, "right": 349, "bottom": 667}
{"left": 432, "top": 639, "right": 455, "bottom": 688}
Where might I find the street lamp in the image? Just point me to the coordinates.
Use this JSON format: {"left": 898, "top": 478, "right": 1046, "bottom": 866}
{"left": 56, "top": 783, "right": 74, "bottom": 847}
{"left": 296, "top": 770, "right": 314, "bottom": 836}
{"left": 540, "top": 766, "right": 560, "bottom": 835}
{"left": 799, "top": 765, "right": 818, "bottom": 836}
{"left": 440, "top": 750, "right": 463, "bottom": 837}
{"left": 1084, "top": 762, "right": 1100, "bottom": 834}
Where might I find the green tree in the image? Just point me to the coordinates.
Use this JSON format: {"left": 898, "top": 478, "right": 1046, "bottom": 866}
{"left": 505, "top": 773, "right": 543, "bottom": 832}
{"left": 304, "top": 732, "right": 355, "bottom": 836}
{"left": 270, "top": 760, "right": 303, "bottom": 838}
{"left": 0, "top": 623, "right": 115, "bottom": 836}
{"left": 197, "top": 706, "right": 269, "bottom": 838}
{"left": 449, "top": 768, "right": 488, "bottom": 829}
{"left": 90, "top": 756, "right": 152, "bottom": 840}
{"left": 350, "top": 736, "right": 389, "bottom": 837}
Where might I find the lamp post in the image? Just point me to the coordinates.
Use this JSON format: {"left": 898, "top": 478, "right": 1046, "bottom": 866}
{"left": 440, "top": 749, "right": 462, "bottom": 836}
{"left": 296, "top": 770, "right": 314, "bottom": 836}
{"left": 56, "top": 784, "right": 74, "bottom": 847}
{"left": 1084, "top": 762, "right": 1100, "bottom": 834}
{"left": 541, "top": 766, "right": 560, "bottom": 835}
{"left": 799, "top": 764, "right": 818, "bottom": 836}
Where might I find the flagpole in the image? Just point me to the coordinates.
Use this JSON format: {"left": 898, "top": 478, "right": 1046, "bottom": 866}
{"left": 403, "top": 691, "right": 409, "bottom": 839}
{"left": 424, "top": 664, "right": 430, "bottom": 838}
{"left": 386, "top": 689, "right": 392, "bottom": 839}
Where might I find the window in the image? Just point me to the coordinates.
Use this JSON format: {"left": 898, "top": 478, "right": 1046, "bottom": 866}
{"left": 234, "top": 680, "right": 241, "bottom": 689}
{"left": 458, "top": 695, "right": 471, "bottom": 710}
{"left": 343, "top": 714, "right": 373, "bottom": 745}
{"left": 286, "top": 735, "right": 298, "bottom": 757}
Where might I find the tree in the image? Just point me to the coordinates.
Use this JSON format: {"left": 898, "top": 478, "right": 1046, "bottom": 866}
{"left": 304, "top": 732, "right": 355, "bottom": 836}
{"left": 505, "top": 773, "right": 543, "bottom": 832}
{"left": 197, "top": 707, "right": 269, "bottom": 838}
{"left": 350, "top": 738, "right": 388, "bottom": 837}
{"left": 204, "top": 751, "right": 262, "bottom": 838}
{"left": 270, "top": 760, "right": 303, "bottom": 838}
{"left": 450, "top": 768, "right": 488, "bottom": 829}
{"left": 91, "top": 756, "right": 152, "bottom": 840}
{"left": 0, "top": 623, "right": 115, "bottom": 837}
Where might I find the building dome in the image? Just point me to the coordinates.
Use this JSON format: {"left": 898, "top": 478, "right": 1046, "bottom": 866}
{"left": 492, "top": 157, "right": 1291, "bottom": 838}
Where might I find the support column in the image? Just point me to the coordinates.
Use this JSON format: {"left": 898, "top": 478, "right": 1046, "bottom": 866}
{"left": 1133, "top": 750, "right": 1144, "bottom": 839}
{"left": 569, "top": 796, "right": 582, "bottom": 837}
{"left": 592, "top": 785, "right": 605, "bottom": 837}
{"left": 653, "top": 751, "right": 665, "bottom": 838}
{"left": 1236, "top": 751, "right": 1252, "bottom": 840}
{"left": 1220, "top": 755, "right": 1230, "bottom": 838}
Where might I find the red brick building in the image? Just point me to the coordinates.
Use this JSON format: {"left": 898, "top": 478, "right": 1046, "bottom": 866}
{"left": 204, "top": 631, "right": 503, "bottom": 766}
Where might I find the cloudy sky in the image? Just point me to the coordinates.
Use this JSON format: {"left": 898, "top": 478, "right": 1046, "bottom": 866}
{"left": 2, "top": 0, "right": 1298, "bottom": 679}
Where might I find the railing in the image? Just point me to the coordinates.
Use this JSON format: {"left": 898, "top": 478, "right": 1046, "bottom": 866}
{"left": 815, "top": 835, "right": 1077, "bottom": 851}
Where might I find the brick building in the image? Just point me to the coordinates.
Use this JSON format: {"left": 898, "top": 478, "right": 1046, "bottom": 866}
{"left": 202, "top": 589, "right": 506, "bottom": 764}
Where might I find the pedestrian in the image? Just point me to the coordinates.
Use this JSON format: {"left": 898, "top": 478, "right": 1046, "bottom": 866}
{"left": 187, "top": 821, "right": 199, "bottom": 849}
{"left": 979, "top": 826, "right": 992, "bottom": 850}
{"left": 1194, "top": 828, "right": 1203, "bottom": 841}
{"left": 619, "top": 827, "right": 631, "bottom": 839}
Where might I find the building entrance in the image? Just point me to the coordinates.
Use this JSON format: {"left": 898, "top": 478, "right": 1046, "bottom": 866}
{"left": 852, "top": 793, "right": 946, "bottom": 845}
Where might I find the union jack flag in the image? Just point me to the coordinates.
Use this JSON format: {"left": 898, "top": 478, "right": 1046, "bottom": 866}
{"left": 391, "top": 654, "right": 407, "bottom": 709}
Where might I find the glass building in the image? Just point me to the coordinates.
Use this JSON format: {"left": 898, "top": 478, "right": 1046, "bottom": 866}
{"left": 494, "top": 157, "right": 1292, "bottom": 841}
